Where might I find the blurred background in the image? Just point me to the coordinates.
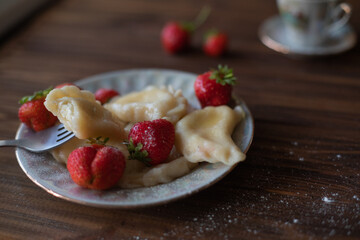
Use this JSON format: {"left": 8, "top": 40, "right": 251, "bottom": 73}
{"left": 0, "top": 1, "right": 360, "bottom": 239}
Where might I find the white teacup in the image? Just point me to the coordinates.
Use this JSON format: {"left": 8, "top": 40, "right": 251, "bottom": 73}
{"left": 277, "top": 0, "right": 352, "bottom": 46}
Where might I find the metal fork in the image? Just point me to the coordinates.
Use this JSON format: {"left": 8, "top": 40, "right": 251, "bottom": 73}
{"left": 0, "top": 123, "right": 75, "bottom": 153}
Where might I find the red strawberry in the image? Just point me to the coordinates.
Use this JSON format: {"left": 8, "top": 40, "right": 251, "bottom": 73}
{"left": 161, "top": 22, "right": 191, "bottom": 54}
{"left": 126, "top": 119, "right": 175, "bottom": 166}
{"left": 55, "top": 83, "right": 77, "bottom": 89}
{"left": 67, "top": 142, "right": 126, "bottom": 190}
{"left": 18, "top": 88, "right": 58, "bottom": 132}
{"left": 194, "top": 65, "right": 236, "bottom": 108}
{"left": 95, "top": 88, "right": 119, "bottom": 104}
{"left": 161, "top": 7, "right": 211, "bottom": 54}
{"left": 203, "top": 30, "right": 228, "bottom": 57}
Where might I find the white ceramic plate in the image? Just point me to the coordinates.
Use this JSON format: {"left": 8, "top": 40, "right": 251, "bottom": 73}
{"left": 15, "top": 69, "right": 254, "bottom": 208}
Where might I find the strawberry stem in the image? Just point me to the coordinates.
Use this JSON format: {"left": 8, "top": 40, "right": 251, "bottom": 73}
{"left": 210, "top": 65, "right": 237, "bottom": 86}
{"left": 204, "top": 29, "right": 219, "bottom": 40}
{"left": 87, "top": 136, "right": 109, "bottom": 146}
{"left": 193, "top": 5, "right": 211, "bottom": 29}
{"left": 181, "top": 5, "right": 211, "bottom": 33}
{"left": 124, "top": 139, "right": 152, "bottom": 167}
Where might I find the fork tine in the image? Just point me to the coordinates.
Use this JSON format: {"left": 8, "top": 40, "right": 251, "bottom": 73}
{"left": 56, "top": 131, "right": 74, "bottom": 142}
{"left": 57, "top": 129, "right": 69, "bottom": 137}
{"left": 55, "top": 124, "right": 75, "bottom": 143}
{"left": 57, "top": 124, "right": 65, "bottom": 130}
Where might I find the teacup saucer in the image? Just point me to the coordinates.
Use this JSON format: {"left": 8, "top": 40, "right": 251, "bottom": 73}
{"left": 258, "top": 15, "right": 357, "bottom": 57}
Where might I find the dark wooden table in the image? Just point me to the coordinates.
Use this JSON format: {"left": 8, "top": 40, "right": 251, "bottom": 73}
{"left": 0, "top": 0, "right": 359, "bottom": 239}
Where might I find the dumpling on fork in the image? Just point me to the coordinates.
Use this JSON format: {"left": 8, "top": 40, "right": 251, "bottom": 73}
{"left": 104, "top": 86, "right": 188, "bottom": 124}
{"left": 44, "top": 86, "right": 126, "bottom": 141}
{"left": 175, "top": 105, "right": 246, "bottom": 165}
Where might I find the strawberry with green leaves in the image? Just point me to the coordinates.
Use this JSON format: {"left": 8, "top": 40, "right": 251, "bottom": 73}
{"left": 194, "top": 65, "right": 236, "bottom": 108}
{"left": 18, "top": 87, "right": 58, "bottom": 132}
{"left": 67, "top": 137, "right": 126, "bottom": 190}
{"left": 203, "top": 30, "right": 228, "bottom": 57}
{"left": 126, "top": 119, "right": 175, "bottom": 166}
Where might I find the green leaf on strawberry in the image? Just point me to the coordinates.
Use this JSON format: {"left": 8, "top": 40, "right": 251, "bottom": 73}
{"left": 209, "top": 65, "right": 236, "bottom": 86}
{"left": 180, "top": 22, "right": 195, "bottom": 33}
{"left": 19, "top": 87, "right": 53, "bottom": 105}
{"left": 204, "top": 29, "right": 220, "bottom": 40}
{"left": 125, "top": 138, "right": 152, "bottom": 167}
{"left": 87, "top": 136, "right": 110, "bottom": 146}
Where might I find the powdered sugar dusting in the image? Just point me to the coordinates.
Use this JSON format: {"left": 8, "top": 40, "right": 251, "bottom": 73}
{"left": 322, "top": 197, "right": 335, "bottom": 203}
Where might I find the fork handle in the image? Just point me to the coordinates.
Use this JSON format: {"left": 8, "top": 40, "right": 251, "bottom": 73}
{"left": 0, "top": 139, "right": 22, "bottom": 148}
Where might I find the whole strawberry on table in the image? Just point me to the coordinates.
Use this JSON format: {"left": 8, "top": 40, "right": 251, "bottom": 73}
{"left": 194, "top": 65, "right": 236, "bottom": 108}
{"left": 203, "top": 30, "right": 228, "bottom": 57}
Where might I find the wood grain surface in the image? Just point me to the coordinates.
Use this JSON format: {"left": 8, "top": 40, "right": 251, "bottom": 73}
{"left": 0, "top": 0, "right": 360, "bottom": 239}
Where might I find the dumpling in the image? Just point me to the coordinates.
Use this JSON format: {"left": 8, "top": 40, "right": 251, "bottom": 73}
{"left": 44, "top": 86, "right": 126, "bottom": 141}
{"left": 175, "top": 105, "right": 246, "bottom": 165}
{"left": 119, "top": 157, "right": 198, "bottom": 188}
{"left": 51, "top": 137, "right": 86, "bottom": 164}
{"left": 104, "top": 86, "right": 187, "bottom": 124}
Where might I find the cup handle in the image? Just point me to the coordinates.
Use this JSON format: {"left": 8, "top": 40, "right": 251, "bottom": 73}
{"left": 327, "top": 3, "right": 352, "bottom": 34}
